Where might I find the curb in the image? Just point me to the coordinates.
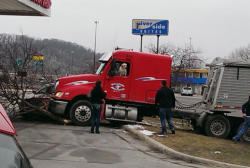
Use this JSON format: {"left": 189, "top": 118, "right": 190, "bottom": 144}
{"left": 123, "top": 125, "right": 249, "bottom": 168}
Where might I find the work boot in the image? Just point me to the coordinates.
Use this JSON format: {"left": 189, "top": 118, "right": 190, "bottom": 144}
{"left": 232, "top": 138, "right": 238, "bottom": 144}
{"left": 158, "top": 133, "right": 168, "bottom": 137}
{"left": 158, "top": 131, "right": 167, "bottom": 137}
{"left": 171, "top": 130, "right": 175, "bottom": 134}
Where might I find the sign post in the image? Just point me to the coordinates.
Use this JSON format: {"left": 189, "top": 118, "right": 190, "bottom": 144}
{"left": 16, "top": 58, "right": 23, "bottom": 67}
{"left": 140, "top": 35, "right": 143, "bottom": 52}
{"left": 132, "top": 19, "right": 169, "bottom": 53}
{"left": 156, "top": 35, "right": 160, "bottom": 54}
{"left": 32, "top": 55, "right": 44, "bottom": 67}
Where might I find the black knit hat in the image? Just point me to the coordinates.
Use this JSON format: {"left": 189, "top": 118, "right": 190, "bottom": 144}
{"left": 96, "top": 80, "right": 101, "bottom": 87}
{"left": 161, "top": 80, "right": 166, "bottom": 86}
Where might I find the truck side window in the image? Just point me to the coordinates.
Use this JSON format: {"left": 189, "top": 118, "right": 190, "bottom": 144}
{"left": 108, "top": 61, "right": 130, "bottom": 77}
{"left": 118, "top": 63, "right": 128, "bottom": 76}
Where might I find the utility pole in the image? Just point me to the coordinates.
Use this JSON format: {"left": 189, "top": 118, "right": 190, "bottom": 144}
{"left": 71, "top": 51, "right": 74, "bottom": 75}
{"left": 93, "top": 21, "right": 99, "bottom": 73}
{"left": 189, "top": 37, "right": 192, "bottom": 68}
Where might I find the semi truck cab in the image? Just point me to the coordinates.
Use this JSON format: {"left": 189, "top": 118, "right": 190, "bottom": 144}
{"left": 49, "top": 50, "right": 172, "bottom": 125}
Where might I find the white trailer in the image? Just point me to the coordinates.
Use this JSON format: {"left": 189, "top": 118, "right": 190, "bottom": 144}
{"left": 174, "top": 63, "right": 250, "bottom": 142}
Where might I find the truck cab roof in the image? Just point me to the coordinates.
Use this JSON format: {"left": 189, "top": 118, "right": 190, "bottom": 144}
{"left": 99, "top": 50, "right": 171, "bottom": 62}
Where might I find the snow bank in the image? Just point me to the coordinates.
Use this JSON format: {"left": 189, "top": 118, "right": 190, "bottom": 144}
{"left": 127, "top": 125, "right": 144, "bottom": 130}
{"left": 140, "top": 130, "right": 155, "bottom": 136}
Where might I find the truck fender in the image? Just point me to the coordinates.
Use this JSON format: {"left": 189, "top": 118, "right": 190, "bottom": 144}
{"left": 196, "top": 111, "right": 208, "bottom": 127}
{"left": 65, "top": 95, "right": 90, "bottom": 116}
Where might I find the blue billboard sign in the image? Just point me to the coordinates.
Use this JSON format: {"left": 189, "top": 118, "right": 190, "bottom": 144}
{"left": 132, "top": 19, "right": 169, "bottom": 35}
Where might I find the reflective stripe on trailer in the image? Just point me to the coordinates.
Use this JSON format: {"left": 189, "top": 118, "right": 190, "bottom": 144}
{"left": 216, "top": 105, "right": 242, "bottom": 109}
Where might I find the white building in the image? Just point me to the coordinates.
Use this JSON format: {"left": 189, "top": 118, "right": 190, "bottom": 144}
{"left": 171, "top": 68, "right": 210, "bottom": 95}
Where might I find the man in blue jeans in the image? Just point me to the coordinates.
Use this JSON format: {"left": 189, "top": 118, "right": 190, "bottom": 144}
{"left": 232, "top": 96, "right": 250, "bottom": 142}
{"left": 155, "top": 80, "right": 176, "bottom": 136}
{"left": 89, "top": 81, "right": 106, "bottom": 134}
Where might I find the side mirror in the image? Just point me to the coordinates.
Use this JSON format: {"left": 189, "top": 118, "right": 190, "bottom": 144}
{"left": 108, "top": 59, "right": 117, "bottom": 76}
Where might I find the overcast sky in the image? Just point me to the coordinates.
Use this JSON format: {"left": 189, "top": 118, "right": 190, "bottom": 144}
{"left": 1, "top": 0, "right": 250, "bottom": 62}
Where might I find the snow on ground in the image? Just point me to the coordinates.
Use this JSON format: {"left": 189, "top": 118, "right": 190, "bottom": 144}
{"left": 140, "top": 130, "right": 155, "bottom": 136}
{"left": 127, "top": 124, "right": 155, "bottom": 136}
{"left": 127, "top": 124, "right": 144, "bottom": 130}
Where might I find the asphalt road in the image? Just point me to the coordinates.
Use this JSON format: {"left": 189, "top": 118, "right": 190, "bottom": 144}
{"left": 175, "top": 93, "right": 203, "bottom": 105}
{"left": 14, "top": 121, "right": 207, "bottom": 168}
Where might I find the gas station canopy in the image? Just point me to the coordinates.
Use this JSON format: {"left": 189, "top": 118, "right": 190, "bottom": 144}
{"left": 0, "top": 0, "right": 51, "bottom": 16}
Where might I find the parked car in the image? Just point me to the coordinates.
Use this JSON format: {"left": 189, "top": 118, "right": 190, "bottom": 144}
{"left": 0, "top": 103, "right": 33, "bottom": 168}
{"left": 181, "top": 87, "right": 193, "bottom": 96}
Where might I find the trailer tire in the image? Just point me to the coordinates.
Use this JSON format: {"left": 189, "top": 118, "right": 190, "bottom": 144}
{"left": 69, "top": 100, "right": 92, "bottom": 126}
{"left": 204, "top": 115, "right": 231, "bottom": 138}
{"left": 238, "top": 122, "right": 250, "bottom": 143}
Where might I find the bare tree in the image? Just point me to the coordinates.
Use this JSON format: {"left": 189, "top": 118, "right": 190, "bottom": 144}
{"left": 0, "top": 34, "right": 69, "bottom": 124}
{"left": 147, "top": 42, "right": 203, "bottom": 89}
{"left": 147, "top": 43, "right": 202, "bottom": 68}
{"left": 228, "top": 45, "right": 250, "bottom": 62}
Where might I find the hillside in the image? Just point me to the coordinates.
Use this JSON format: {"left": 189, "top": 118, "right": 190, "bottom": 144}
{"left": 0, "top": 34, "right": 102, "bottom": 75}
{"left": 40, "top": 38, "right": 103, "bottom": 75}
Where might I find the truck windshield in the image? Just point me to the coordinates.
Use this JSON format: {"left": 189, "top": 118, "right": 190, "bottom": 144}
{"left": 96, "top": 62, "right": 107, "bottom": 75}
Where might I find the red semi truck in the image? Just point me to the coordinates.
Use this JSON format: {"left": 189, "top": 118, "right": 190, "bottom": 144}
{"left": 48, "top": 50, "right": 172, "bottom": 125}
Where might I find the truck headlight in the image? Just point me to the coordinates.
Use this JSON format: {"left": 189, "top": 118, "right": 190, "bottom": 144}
{"left": 55, "top": 91, "right": 63, "bottom": 98}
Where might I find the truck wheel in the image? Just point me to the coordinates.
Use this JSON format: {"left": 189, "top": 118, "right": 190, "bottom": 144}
{"left": 204, "top": 115, "right": 231, "bottom": 138}
{"left": 238, "top": 123, "right": 250, "bottom": 143}
{"left": 69, "top": 100, "right": 92, "bottom": 126}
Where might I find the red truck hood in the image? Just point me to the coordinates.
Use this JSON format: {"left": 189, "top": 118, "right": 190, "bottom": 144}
{"left": 0, "top": 104, "right": 17, "bottom": 136}
{"left": 58, "top": 74, "right": 99, "bottom": 87}
{"left": 54, "top": 74, "right": 101, "bottom": 100}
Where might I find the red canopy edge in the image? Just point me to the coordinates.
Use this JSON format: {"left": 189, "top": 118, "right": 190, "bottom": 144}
{"left": 0, "top": 104, "right": 17, "bottom": 136}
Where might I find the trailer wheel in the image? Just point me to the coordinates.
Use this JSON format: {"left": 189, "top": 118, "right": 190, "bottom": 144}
{"left": 69, "top": 100, "right": 92, "bottom": 126}
{"left": 204, "top": 115, "right": 231, "bottom": 138}
{"left": 238, "top": 122, "right": 250, "bottom": 143}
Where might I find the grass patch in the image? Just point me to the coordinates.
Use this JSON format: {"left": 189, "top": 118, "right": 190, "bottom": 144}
{"left": 142, "top": 117, "right": 250, "bottom": 167}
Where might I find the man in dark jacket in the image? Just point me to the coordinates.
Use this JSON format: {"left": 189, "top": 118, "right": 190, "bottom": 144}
{"left": 232, "top": 96, "right": 250, "bottom": 142}
{"left": 90, "top": 80, "right": 106, "bottom": 134}
{"left": 155, "top": 80, "right": 176, "bottom": 136}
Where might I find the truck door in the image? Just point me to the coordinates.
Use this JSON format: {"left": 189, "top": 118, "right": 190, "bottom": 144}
{"left": 104, "top": 59, "right": 131, "bottom": 101}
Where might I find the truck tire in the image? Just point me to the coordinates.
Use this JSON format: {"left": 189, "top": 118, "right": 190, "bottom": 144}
{"left": 237, "top": 122, "right": 250, "bottom": 143}
{"left": 204, "top": 115, "right": 231, "bottom": 138}
{"left": 69, "top": 100, "right": 92, "bottom": 126}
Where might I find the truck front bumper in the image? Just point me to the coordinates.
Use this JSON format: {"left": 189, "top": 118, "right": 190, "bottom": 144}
{"left": 48, "top": 99, "right": 68, "bottom": 115}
